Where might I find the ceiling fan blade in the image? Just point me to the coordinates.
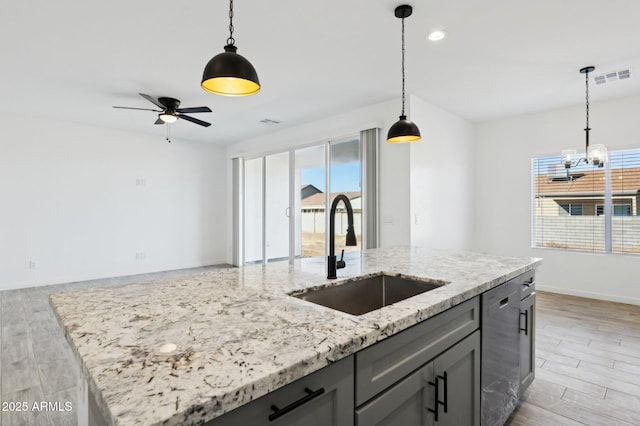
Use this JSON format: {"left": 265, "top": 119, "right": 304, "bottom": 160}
{"left": 154, "top": 117, "right": 164, "bottom": 125}
{"left": 139, "top": 93, "right": 166, "bottom": 109}
{"left": 175, "top": 106, "right": 212, "bottom": 114}
{"left": 113, "top": 106, "right": 162, "bottom": 112}
{"left": 177, "top": 114, "right": 211, "bottom": 127}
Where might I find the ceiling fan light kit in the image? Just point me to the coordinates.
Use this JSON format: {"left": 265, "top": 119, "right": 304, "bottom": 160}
{"left": 159, "top": 113, "right": 178, "bottom": 124}
{"left": 201, "top": 0, "right": 260, "bottom": 96}
{"left": 387, "top": 4, "right": 421, "bottom": 143}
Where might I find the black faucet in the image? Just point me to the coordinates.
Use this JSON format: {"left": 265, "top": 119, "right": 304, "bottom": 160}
{"left": 327, "top": 194, "right": 357, "bottom": 279}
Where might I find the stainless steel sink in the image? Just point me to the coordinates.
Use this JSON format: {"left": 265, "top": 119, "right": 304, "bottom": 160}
{"left": 291, "top": 273, "right": 448, "bottom": 315}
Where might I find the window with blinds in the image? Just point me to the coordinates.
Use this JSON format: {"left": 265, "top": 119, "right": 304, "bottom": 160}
{"left": 533, "top": 148, "right": 640, "bottom": 254}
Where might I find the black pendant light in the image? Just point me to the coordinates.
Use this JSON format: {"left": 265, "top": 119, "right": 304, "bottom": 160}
{"left": 201, "top": 0, "right": 260, "bottom": 96}
{"left": 387, "top": 5, "right": 421, "bottom": 143}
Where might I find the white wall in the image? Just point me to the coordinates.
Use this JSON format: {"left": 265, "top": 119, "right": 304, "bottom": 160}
{"left": 227, "top": 98, "right": 412, "bottom": 249}
{"left": 0, "top": 113, "right": 227, "bottom": 291}
{"left": 409, "top": 96, "right": 476, "bottom": 250}
{"left": 473, "top": 95, "right": 640, "bottom": 305}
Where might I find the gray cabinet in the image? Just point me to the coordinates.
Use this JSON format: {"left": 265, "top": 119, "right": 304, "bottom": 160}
{"left": 206, "top": 355, "right": 353, "bottom": 426}
{"left": 355, "top": 361, "right": 434, "bottom": 426}
{"left": 355, "top": 331, "right": 480, "bottom": 426}
{"left": 355, "top": 297, "right": 480, "bottom": 406}
{"left": 519, "top": 290, "right": 536, "bottom": 395}
{"left": 433, "top": 331, "right": 480, "bottom": 426}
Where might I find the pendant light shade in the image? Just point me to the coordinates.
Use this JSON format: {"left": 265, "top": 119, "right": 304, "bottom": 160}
{"left": 201, "top": 45, "right": 260, "bottom": 96}
{"left": 387, "top": 5, "right": 421, "bottom": 143}
{"left": 201, "top": 0, "right": 260, "bottom": 96}
{"left": 388, "top": 115, "right": 421, "bottom": 143}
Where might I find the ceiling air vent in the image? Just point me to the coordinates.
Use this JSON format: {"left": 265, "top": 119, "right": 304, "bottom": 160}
{"left": 594, "top": 68, "right": 631, "bottom": 85}
{"left": 260, "top": 118, "right": 281, "bottom": 126}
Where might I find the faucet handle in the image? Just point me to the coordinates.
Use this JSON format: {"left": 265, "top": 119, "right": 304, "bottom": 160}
{"left": 336, "top": 249, "right": 346, "bottom": 269}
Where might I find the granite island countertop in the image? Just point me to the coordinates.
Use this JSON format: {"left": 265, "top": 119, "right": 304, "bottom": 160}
{"left": 50, "top": 246, "right": 541, "bottom": 426}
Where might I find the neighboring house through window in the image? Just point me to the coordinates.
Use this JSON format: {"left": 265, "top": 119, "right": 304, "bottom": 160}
{"left": 533, "top": 148, "right": 640, "bottom": 254}
{"left": 596, "top": 204, "right": 632, "bottom": 216}
{"left": 559, "top": 203, "right": 583, "bottom": 216}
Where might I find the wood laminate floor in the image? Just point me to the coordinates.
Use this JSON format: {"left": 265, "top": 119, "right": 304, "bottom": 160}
{"left": 1, "top": 274, "right": 639, "bottom": 425}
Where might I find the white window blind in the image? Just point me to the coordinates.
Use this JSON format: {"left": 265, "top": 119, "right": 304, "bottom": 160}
{"left": 610, "top": 149, "right": 640, "bottom": 252}
{"left": 533, "top": 148, "right": 640, "bottom": 254}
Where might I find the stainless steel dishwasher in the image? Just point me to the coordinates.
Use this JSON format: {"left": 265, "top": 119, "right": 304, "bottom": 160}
{"left": 481, "top": 277, "right": 521, "bottom": 426}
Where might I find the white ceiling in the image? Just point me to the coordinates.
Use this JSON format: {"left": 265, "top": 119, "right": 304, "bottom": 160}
{"left": 2, "top": 0, "right": 640, "bottom": 145}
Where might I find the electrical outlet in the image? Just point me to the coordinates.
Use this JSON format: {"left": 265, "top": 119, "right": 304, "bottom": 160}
{"left": 135, "top": 178, "right": 146, "bottom": 187}
{"left": 135, "top": 252, "right": 146, "bottom": 260}
{"left": 29, "top": 260, "right": 38, "bottom": 269}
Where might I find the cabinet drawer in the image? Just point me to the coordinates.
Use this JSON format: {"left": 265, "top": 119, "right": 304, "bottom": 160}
{"left": 355, "top": 297, "right": 479, "bottom": 406}
{"left": 518, "top": 270, "right": 535, "bottom": 300}
{"left": 206, "top": 355, "right": 354, "bottom": 426}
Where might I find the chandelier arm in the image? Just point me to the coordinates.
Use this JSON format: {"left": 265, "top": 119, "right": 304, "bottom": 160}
{"left": 573, "top": 157, "right": 586, "bottom": 168}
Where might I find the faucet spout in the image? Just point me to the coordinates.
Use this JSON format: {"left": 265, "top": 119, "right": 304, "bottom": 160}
{"left": 328, "top": 194, "right": 357, "bottom": 279}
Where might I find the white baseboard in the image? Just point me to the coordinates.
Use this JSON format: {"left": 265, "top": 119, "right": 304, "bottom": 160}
{"left": 537, "top": 284, "right": 640, "bottom": 306}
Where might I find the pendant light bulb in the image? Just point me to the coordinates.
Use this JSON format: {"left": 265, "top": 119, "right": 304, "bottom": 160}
{"left": 201, "top": 0, "right": 260, "bottom": 96}
{"left": 387, "top": 5, "right": 421, "bottom": 143}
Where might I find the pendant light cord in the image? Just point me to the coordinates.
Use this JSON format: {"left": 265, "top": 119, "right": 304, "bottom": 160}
{"left": 227, "top": 0, "right": 235, "bottom": 46}
{"left": 401, "top": 15, "right": 406, "bottom": 116}
{"left": 584, "top": 68, "right": 591, "bottom": 156}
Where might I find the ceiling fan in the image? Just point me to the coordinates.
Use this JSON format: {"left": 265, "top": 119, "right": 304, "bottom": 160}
{"left": 113, "top": 93, "right": 212, "bottom": 127}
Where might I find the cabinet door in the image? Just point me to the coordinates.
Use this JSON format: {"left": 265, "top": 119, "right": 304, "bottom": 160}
{"left": 356, "top": 297, "right": 479, "bottom": 405}
{"left": 206, "top": 356, "right": 353, "bottom": 426}
{"left": 519, "top": 293, "right": 536, "bottom": 395}
{"left": 356, "top": 362, "right": 434, "bottom": 426}
{"left": 432, "top": 331, "right": 480, "bottom": 426}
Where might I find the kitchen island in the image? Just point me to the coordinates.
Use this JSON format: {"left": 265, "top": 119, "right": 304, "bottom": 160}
{"left": 50, "top": 247, "right": 541, "bottom": 425}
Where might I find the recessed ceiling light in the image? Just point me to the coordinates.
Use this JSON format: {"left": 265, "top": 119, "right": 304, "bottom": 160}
{"left": 427, "top": 30, "right": 447, "bottom": 42}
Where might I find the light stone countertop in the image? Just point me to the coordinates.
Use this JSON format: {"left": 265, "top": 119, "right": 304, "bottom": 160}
{"left": 50, "top": 246, "right": 541, "bottom": 426}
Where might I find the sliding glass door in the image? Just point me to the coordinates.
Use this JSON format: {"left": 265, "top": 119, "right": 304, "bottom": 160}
{"left": 243, "top": 157, "right": 263, "bottom": 264}
{"left": 295, "top": 144, "right": 327, "bottom": 258}
{"left": 265, "top": 152, "right": 290, "bottom": 262}
{"left": 240, "top": 132, "right": 375, "bottom": 265}
{"left": 330, "top": 139, "right": 361, "bottom": 256}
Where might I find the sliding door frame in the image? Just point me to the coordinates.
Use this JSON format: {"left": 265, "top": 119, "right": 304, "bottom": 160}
{"left": 233, "top": 129, "right": 379, "bottom": 266}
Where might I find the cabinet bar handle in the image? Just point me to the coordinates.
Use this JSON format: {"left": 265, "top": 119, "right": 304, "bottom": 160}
{"left": 520, "top": 310, "right": 529, "bottom": 336}
{"left": 428, "top": 373, "right": 448, "bottom": 422}
{"left": 268, "top": 387, "right": 325, "bottom": 421}
{"left": 442, "top": 371, "right": 448, "bottom": 413}
{"left": 427, "top": 377, "right": 440, "bottom": 422}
